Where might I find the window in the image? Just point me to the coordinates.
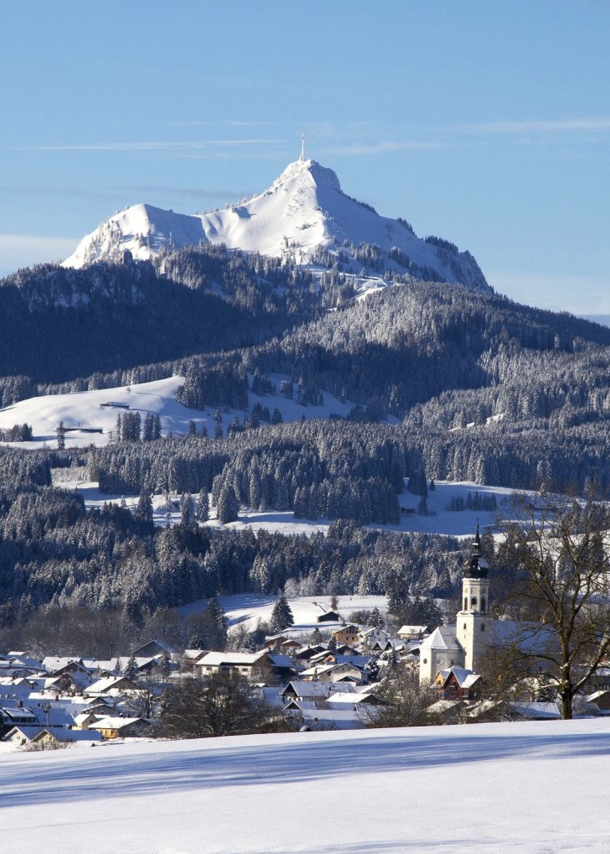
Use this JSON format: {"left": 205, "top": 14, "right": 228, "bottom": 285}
{"left": 481, "top": 623, "right": 485, "bottom": 631}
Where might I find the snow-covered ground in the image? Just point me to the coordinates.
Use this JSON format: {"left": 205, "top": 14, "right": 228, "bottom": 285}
{"left": 180, "top": 593, "right": 389, "bottom": 630}
{"left": 53, "top": 473, "right": 509, "bottom": 540}
{"left": 1, "top": 718, "right": 609, "bottom": 853}
{"left": 0, "top": 372, "right": 359, "bottom": 451}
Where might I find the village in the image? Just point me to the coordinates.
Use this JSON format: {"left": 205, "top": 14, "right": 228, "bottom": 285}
{"left": 2, "top": 529, "right": 610, "bottom": 750}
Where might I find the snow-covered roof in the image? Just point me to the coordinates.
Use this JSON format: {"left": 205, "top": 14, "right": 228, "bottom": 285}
{"left": 42, "top": 657, "right": 85, "bottom": 674}
{"left": 197, "top": 651, "right": 267, "bottom": 667}
{"left": 419, "top": 626, "right": 463, "bottom": 652}
{"left": 84, "top": 677, "right": 136, "bottom": 695}
{"left": 89, "top": 716, "right": 149, "bottom": 731}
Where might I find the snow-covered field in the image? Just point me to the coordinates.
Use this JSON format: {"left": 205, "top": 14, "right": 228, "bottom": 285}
{"left": 2, "top": 719, "right": 609, "bottom": 853}
{"left": 53, "top": 473, "right": 508, "bottom": 540}
{"left": 0, "top": 372, "right": 358, "bottom": 451}
{"left": 180, "top": 593, "right": 389, "bottom": 630}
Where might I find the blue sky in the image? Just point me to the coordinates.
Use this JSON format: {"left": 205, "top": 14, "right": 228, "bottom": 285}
{"left": 1, "top": 0, "right": 609, "bottom": 314}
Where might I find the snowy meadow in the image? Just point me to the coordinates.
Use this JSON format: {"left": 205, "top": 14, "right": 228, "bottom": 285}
{"left": 2, "top": 719, "right": 610, "bottom": 853}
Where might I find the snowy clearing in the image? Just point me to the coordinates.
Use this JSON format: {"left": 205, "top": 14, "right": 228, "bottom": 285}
{"left": 179, "top": 593, "right": 389, "bottom": 630}
{"left": 0, "top": 371, "right": 360, "bottom": 451}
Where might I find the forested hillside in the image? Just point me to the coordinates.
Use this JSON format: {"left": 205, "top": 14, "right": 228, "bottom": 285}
{"left": 1, "top": 242, "right": 610, "bottom": 648}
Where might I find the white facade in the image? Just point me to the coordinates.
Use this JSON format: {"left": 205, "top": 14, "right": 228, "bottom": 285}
{"left": 419, "top": 626, "right": 464, "bottom": 685}
{"left": 456, "top": 575, "right": 491, "bottom": 671}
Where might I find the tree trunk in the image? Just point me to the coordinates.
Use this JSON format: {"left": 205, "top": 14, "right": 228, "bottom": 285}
{"left": 559, "top": 686, "right": 573, "bottom": 720}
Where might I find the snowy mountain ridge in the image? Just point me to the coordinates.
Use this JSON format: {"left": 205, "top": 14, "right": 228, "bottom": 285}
{"left": 63, "top": 158, "right": 490, "bottom": 292}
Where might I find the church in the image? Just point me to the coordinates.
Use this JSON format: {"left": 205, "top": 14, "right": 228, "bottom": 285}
{"left": 419, "top": 526, "right": 491, "bottom": 685}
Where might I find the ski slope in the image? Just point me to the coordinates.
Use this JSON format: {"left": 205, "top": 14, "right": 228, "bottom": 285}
{"left": 1, "top": 719, "right": 609, "bottom": 853}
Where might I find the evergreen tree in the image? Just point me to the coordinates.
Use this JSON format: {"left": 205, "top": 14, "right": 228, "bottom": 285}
{"left": 270, "top": 592, "right": 294, "bottom": 632}
{"left": 134, "top": 489, "right": 154, "bottom": 534}
{"left": 181, "top": 492, "right": 194, "bottom": 525}
{"left": 197, "top": 489, "right": 210, "bottom": 522}
{"left": 217, "top": 485, "right": 239, "bottom": 524}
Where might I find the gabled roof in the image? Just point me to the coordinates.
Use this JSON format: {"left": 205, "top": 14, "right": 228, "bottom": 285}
{"left": 42, "top": 657, "right": 87, "bottom": 674}
{"left": 196, "top": 650, "right": 268, "bottom": 667}
{"left": 419, "top": 626, "right": 463, "bottom": 653}
{"left": 84, "top": 676, "right": 137, "bottom": 695}
{"left": 436, "top": 666, "right": 481, "bottom": 690}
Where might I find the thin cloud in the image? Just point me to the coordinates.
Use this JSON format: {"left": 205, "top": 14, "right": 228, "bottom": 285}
{"left": 165, "top": 120, "right": 274, "bottom": 128}
{"left": 321, "top": 141, "right": 446, "bottom": 156}
{"left": 0, "top": 186, "right": 118, "bottom": 201}
{"left": 121, "top": 185, "right": 247, "bottom": 200}
{"left": 460, "top": 118, "right": 610, "bottom": 135}
{"left": 19, "top": 139, "right": 284, "bottom": 152}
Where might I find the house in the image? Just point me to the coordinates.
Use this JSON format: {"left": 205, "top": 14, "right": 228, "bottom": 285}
{"left": 42, "top": 657, "right": 91, "bottom": 677}
{"left": 316, "top": 606, "right": 342, "bottom": 623}
{"left": 130, "top": 640, "right": 174, "bottom": 658}
{"left": 196, "top": 650, "right": 271, "bottom": 680}
{"left": 358, "top": 627, "right": 392, "bottom": 652}
{"left": 3, "top": 725, "right": 102, "bottom": 746}
{"left": 0, "top": 704, "right": 38, "bottom": 736}
{"left": 586, "top": 690, "right": 610, "bottom": 712}
{"left": 324, "top": 691, "right": 387, "bottom": 709}
{"left": 299, "top": 662, "right": 368, "bottom": 684}
{"left": 281, "top": 681, "right": 357, "bottom": 704}
{"left": 73, "top": 711, "right": 101, "bottom": 730}
{"left": 426, "top": 698, "right": 465, "bottom": 724}
{"left": 509, "top": 702, "right": 561, "bottom": 720}
{"left": 434, "top": 666, "right": 482, "bottom": 700}
{"left": 89, "top": 716, "right": 151, "bottom": 740}
{"left": 195, "top": 651, "right": 296, "bottom": 683}
{"left": 293, "top": 645, "right": 326, "bottom": 663}
{"left": 397, "top": 625, "right": 430, "bottom": 641}
{"left": 181, "top": 649, "right": 208, "bottom": 671}
{"left": 84, "top": 676, "right": 139, "bottom": 697}
{"left": 331, "top": 624, "right": 361, "bottom": 646}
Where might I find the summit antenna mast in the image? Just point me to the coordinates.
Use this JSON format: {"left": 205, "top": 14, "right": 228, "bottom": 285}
{"left": 300, "top": 133, "right": 305, "bottom": 161}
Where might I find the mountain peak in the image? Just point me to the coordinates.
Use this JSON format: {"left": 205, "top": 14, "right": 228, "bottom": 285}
{"left": 273, "top": 158, "right": 342, "bottom": 193}
{"left": 62, "top": 157, "right": 490, "bottom": 293}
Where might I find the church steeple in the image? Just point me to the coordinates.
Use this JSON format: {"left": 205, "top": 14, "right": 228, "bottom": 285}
{"left": 464, "top": 523, "right": 489, "bottom": 579}
{"left": 457, "top": 525, "right": 491, "bottom": 671}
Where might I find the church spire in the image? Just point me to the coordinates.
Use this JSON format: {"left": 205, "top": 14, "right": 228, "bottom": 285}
{"left": 464, "top": 524, "right": 489, "bottom": 578}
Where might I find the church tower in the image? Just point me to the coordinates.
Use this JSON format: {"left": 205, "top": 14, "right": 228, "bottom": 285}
{"left": 456, "top": 525, "right": 490, "bottom": 671}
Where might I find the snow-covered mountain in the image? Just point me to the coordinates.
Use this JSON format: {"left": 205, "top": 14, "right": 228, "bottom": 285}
{"left": 63, "top": 158, "right": 490, "bottom": 291}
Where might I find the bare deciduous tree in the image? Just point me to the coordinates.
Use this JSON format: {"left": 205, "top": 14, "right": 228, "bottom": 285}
{"left": 155, "top": 672, "right": 285, "bottom": 738}
{"left": 498, "top": 490, "right": 610, "bottom": 719}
